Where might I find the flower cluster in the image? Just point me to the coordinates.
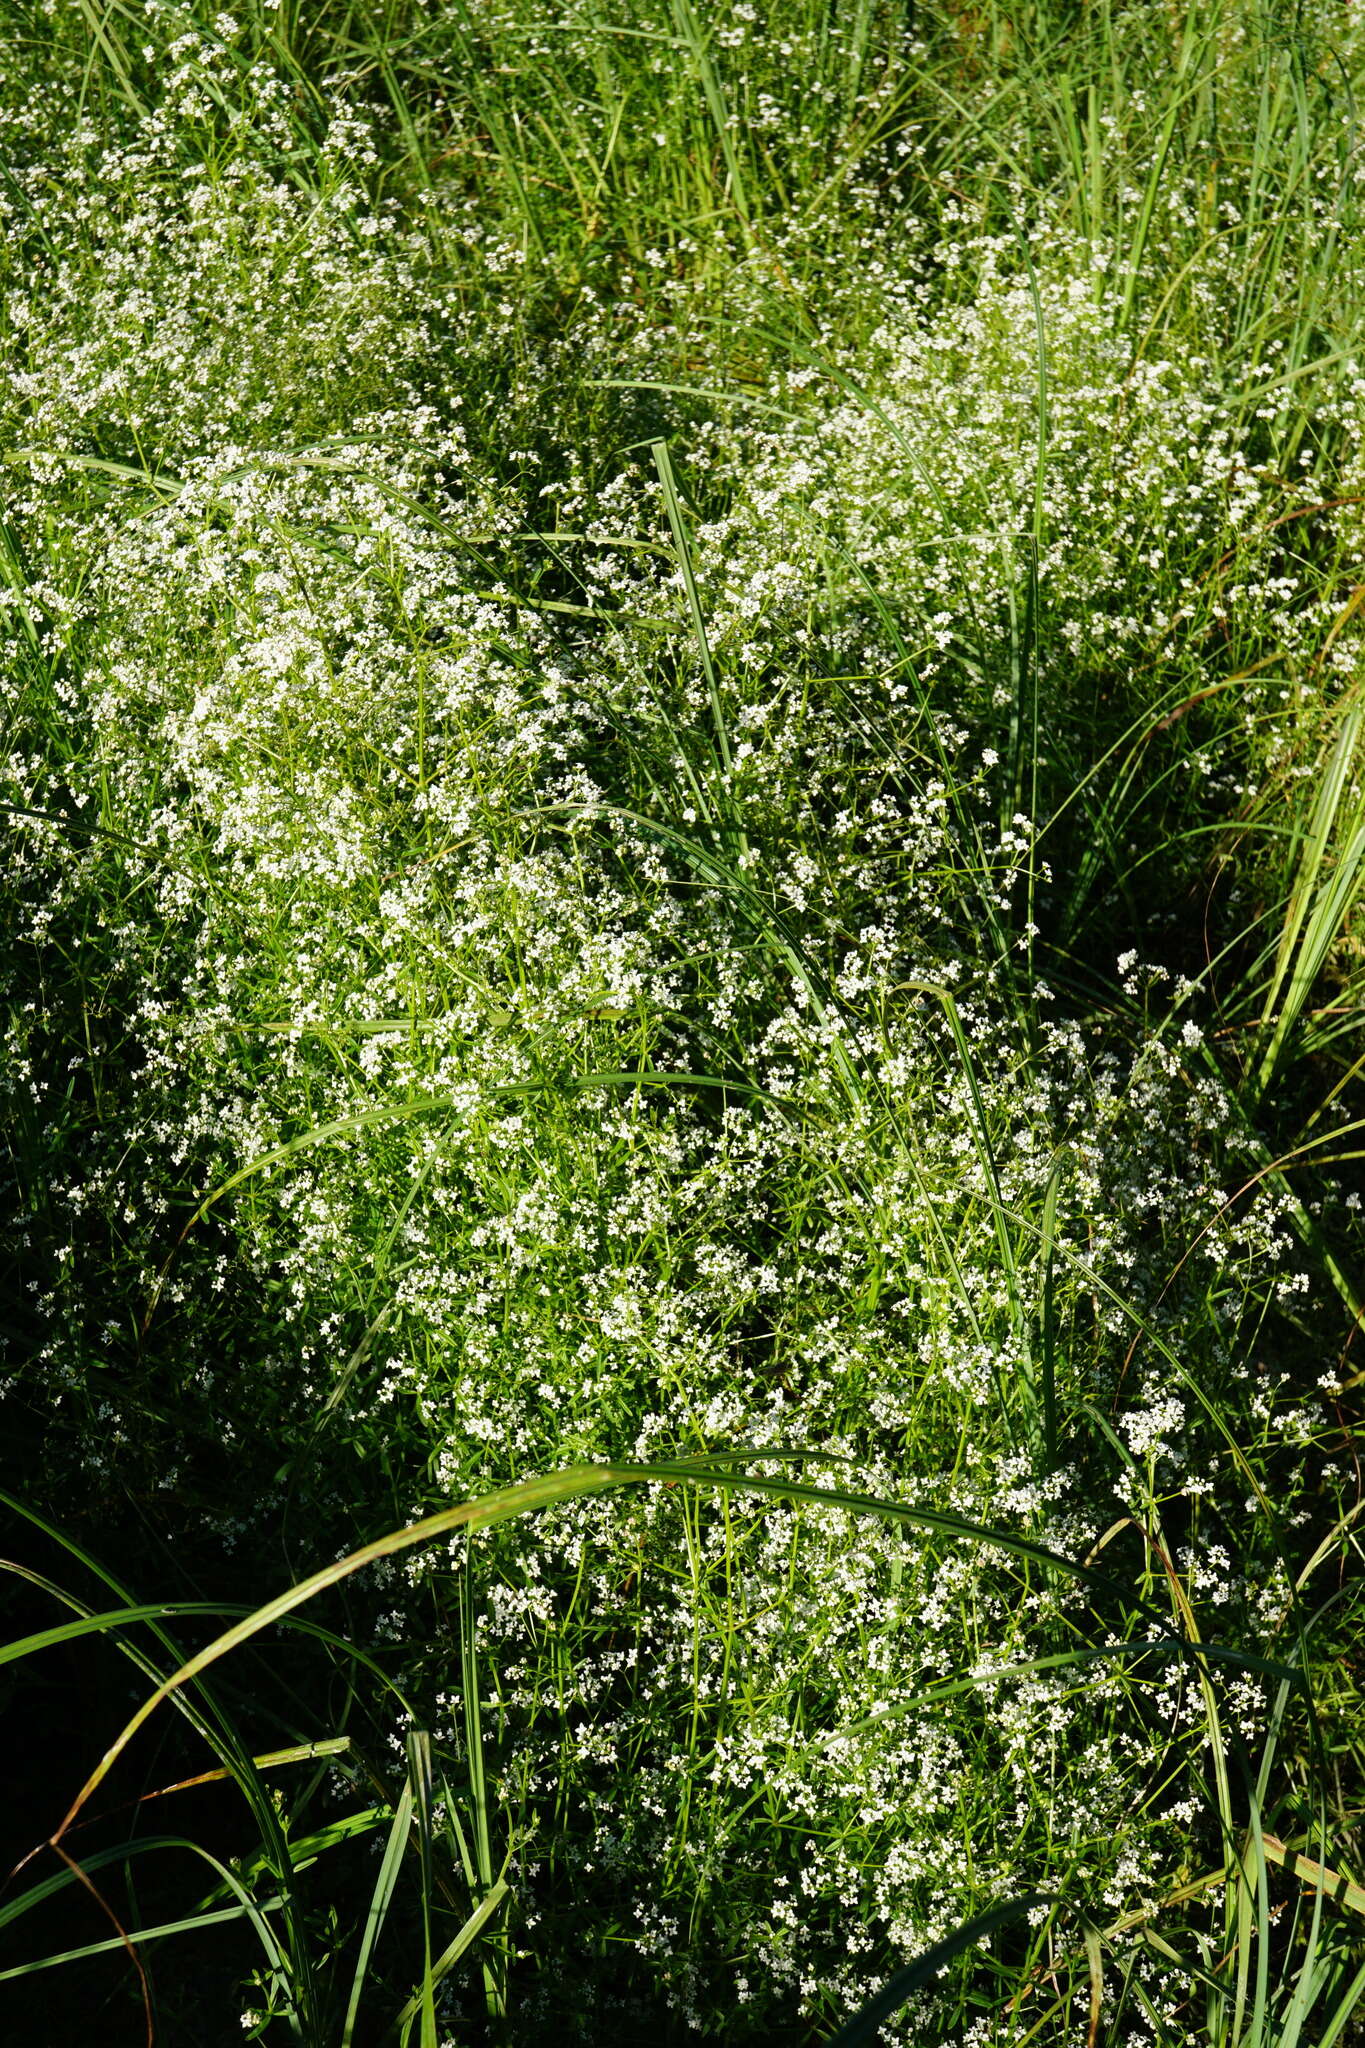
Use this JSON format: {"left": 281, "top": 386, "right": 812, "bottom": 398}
{"left": 1, "top": 6, "right": 1362, "bottom": 2040}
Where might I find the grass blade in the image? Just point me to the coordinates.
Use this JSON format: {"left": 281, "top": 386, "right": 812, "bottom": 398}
{"left": 1256, "top": 709, "right": 1365, "bottom": 1098}
{"left": 827, "top": 1894, "right": 1046, "bottom": 2046}
{"left": 340, "top": 1778, "right": 414, "bottom": 2048}
{"left": 391, "top": 1876, "right": 510, "bottom": 2035}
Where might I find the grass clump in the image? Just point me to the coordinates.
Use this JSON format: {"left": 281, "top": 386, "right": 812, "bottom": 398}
{"left": 2, "top": 1, "right": 1365, "bottom": 2042}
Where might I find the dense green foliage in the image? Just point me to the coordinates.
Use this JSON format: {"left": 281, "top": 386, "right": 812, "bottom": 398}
{"left": 2, "top": 1, "right": 1365, "bottom": 2041}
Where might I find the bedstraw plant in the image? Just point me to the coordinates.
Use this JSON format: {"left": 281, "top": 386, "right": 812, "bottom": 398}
{"left": 1, "top": 1, "right": 1365, "bottom": 2042}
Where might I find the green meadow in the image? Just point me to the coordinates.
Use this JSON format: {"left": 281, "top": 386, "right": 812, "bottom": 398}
{"left": 2, "top": 1, "right": 1365, "bottom": 2039}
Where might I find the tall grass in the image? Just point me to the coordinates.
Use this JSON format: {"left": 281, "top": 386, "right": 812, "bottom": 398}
{"left": 1, "top": 0, "right": 1364, "bottom": 2041}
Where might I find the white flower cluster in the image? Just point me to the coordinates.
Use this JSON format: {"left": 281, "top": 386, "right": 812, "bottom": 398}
{"left": 1, "top": 18, "right": 1359, "bottom": 2039}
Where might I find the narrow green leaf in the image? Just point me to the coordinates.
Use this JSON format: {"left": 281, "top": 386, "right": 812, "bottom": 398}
{"left": 340, "top": 1781, "right": 414, "bottom": 2048}
{"left": 391, "top": 1877, "right": 511, "bottom": 2033}
{"left": 827, "top": 1895, "right": 1046, "bottom": 2045}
